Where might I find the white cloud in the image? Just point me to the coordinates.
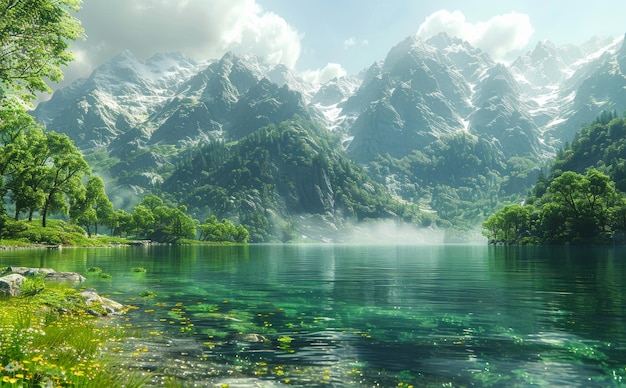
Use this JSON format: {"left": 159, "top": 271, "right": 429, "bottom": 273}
{"left": 416, "top": 10, "right": 534, "bottom": 61}
{"left": 343, "top": 37, "right": 369, "bottom": 50}
{"left": 60, "top": 0, "right": 302, "bottom": 88}
{"left": 302, "top": 63, "right": 347, "bottom": 84}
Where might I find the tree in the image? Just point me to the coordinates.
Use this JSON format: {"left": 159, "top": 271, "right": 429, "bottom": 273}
{"left": 481, "top": 204, "right": 532, "bottom": 244}
{"left": 70, "top": 176, "right": 113, "bottom": 236}
{"left": 132, "top": 205, "right": 154, "bottom": 238}
{"left": 547, "top": 169, "right": 618, "bottom": 239}
{"left": 0, "top": 0, "right": 83, "bottom": 102}
{"left": 39, "top": 131, "right": 89, "bottom": 227}
{"left": 6, "top": 127, "right": 49, "bottom": 220}
{"left": 151, "top": 204, "right": 196, "bottom": 241}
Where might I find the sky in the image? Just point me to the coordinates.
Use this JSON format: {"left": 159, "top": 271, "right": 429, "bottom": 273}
{"left": 58, "top": 0, "right": 626, "bottom": 89}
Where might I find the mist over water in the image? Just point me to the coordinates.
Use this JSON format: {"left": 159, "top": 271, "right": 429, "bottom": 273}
{"left": 341, "top": 219, "right": 446, "bottom": 244}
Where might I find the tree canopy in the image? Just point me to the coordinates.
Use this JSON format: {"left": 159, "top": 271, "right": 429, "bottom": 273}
{"left": 0, "top": 0, "right": 83, "bottom": 102}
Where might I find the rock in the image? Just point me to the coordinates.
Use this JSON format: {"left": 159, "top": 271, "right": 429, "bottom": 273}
{"left": 24, "top": 268, "right": 56, "bottom": 277}
{"left": 236, "top": 333, "right": 269, "bottom": 343}
{"left": 45, "top": 272, "right": 86, "bottom": 282}
{"left": 80, "top": 290, "right": 125, "bottom": 315}
{"left": 3, "top": 266, "right": 31, "bottom": 275}
{"left": 0, "top": 274, "right": 26, "bottom": 296}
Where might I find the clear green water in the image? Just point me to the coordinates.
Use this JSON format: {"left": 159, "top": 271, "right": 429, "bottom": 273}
{"left": 2, "top": 244, "right": 626, "bottom": 386}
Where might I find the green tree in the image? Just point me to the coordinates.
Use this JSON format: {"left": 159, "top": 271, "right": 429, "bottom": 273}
{"left": 132, "top": 205, "right": 154, "bottom": 238}
{"left": 481, "top": 204, "right": 532, "bottom": 244}
{"left": 39, "top": 131, "right": 89, "bottom": 227}
{"left": 151, "top": 204, "right": 196, "bottom": 241}
{"left": 110, "top": 209, "right": 132, "bottom": 237}
{"left": 0, "top": 0, "right": 83, "bottom": 102}
{"left": 70, "top": 176, "right": 113, "bottom": 236}
{"left": 547, "top": 169, "right": 617, "bottom": 239}
{"left": 7, "top": 127, "right": 50, "bottom": 220}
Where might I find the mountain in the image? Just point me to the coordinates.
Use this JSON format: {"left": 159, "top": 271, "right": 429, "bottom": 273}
{"left": 33, "top": 50, "right": 202, "bottom": 150}
{"left": 29, "top": 32, "right": 626, "bottom": 241}
{"left": 161, "top": 118, "right": 423, "bottom": 242}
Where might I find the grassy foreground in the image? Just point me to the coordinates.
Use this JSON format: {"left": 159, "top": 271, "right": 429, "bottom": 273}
{"left": 0, "top": 280, "right": 146, "bottom": 387}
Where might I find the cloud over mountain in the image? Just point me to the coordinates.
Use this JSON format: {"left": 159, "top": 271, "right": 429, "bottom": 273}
{"left": 64, "top": 0, "right": 301, "bottom": 86}
{"left": 417, "top": 9, "right": 535, "bottom": 61}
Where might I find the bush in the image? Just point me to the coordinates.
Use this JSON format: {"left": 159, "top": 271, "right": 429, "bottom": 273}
{"left": 21, "top": 274, "right": 46, "bottom": 296}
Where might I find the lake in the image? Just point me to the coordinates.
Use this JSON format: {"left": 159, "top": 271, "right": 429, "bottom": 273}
{"left": 1, "top": 244, "right": 625, "bottom": 387}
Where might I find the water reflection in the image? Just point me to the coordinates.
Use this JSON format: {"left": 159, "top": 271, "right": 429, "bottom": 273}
{"left": 1, "top": 245, "right": 626, "bottom": 386}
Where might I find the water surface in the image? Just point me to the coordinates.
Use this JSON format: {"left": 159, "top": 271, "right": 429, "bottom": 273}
{"left": 1, "top": 244, "right": 625, "bottom": 386}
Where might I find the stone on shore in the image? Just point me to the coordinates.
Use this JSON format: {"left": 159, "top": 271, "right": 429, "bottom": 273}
{"left": 45, "top": 271, "right": 86, "bottom": 282}
{"left": 1, "top": 266, "right": 124, "bottom": 315}
{"left": 0, "top": 273, "right": 27, "bottom": 296}
{"left": 81, "top": 289, "right": 125, "bottom": 315}
{"left": 2, "top": 266, "right": 86, "bottom": 282}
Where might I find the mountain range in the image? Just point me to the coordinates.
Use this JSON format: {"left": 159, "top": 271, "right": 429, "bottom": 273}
{"left": 31, "top": 32, "right": 626, "bottom": 241}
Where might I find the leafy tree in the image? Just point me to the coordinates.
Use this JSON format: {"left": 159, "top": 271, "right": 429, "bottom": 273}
{"left": 198, "top": 215, "right": 249, "bottom": 243}
{"left": 132, "top": 205, "right": 154, "bottom": 238}
{"left": 39, "top": 131, "right": 89, "bottom": 227}
{"left": 0, "top": 0, "right": 83, "bottom": 102}
{"left": 110, "top": 209, "right": 133, "bottom": 237}
{"left": 141, "top": 194, "right": 164, "bottom": 211}
{"left": 70, "top": 176, "right": 113, "bottom": 236}
{"left": 151, "top": 204, "right": 196, "bottom": 241}
{"left": 482, "top": 204, "right": 532, "bottom": 244}
{"left": 547, "top": 169, "right": 618, "bottom": 239}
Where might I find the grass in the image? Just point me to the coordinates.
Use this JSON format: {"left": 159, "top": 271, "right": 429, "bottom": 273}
{"left": 0, "top": 218, "right": 133, "bottom": 247}
{"left": 0, "top": 282, "right": 148, "bottom": 387}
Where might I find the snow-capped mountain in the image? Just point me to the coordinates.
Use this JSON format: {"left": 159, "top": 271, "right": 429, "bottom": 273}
{"left": 29, "top": 32, "right": 626, "bottom": 224}
{"left": 33, "top": 50, "right": 203, "bottom": 149}
{"left": 33, "top": 51, "right": 317, "bottom": 152}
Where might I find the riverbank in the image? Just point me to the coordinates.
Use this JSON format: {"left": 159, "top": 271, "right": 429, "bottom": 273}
{"left": 0, "top": 266, "right": 147, "bottom": 387}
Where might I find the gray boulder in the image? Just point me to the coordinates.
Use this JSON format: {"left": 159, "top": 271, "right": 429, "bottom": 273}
{"left": 0, "top": 274, "right": 26, "bottom": 296}
{"left": 45, "top": 271, "right": 86, "bottom": 282}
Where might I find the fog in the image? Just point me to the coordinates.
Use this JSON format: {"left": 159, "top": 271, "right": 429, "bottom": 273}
{"left": 294, "top": 217, "right": 486, "bottom": 245}
{"left": 341, "top": 220, "right": 445, "bottom": 244}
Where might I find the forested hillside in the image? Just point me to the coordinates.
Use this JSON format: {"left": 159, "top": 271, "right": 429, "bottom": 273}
{"left": 483, "top": 115, "right": 626, "bottom": 244}
{"left": 163, "top": 118, "right": 425, "bottom": 242}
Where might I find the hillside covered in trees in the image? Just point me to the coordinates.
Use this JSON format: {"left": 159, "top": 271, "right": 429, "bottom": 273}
{"left": 483, "top": 115, "right": 626, "bottom": 244}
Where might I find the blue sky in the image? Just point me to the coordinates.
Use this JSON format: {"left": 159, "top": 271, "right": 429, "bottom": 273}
{"left": 60, "top": 0, "right": 626, "bottom": 87}
{"left": 258, "top": 0, "right": 626, "bottom": 74}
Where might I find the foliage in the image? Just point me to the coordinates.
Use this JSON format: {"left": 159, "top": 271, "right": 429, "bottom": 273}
{"left": 484, "top": 169, "right": 625, "bottom": 244}
{"left": 366, "top": 131, "right": 538, "bottom": 238}
{"left": 483, "top": 116, "right": 626, "bottom": 244}
{"left": 0, "top": 282, "right": 146, "bottom": 387}
{"left": 163, "top": 117, "right": 426, "bottom": 242}
{"left": 0, "top": 0, "right": 84, "bottom": 103}
{"left": 199, "top": 215, "right": 249, "bottom": 243}
{"left": 70, "top": 176, "right": 114, "bottom": 236}
{"left": 0, "top": 218, "right": 93, "bottom": 245}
